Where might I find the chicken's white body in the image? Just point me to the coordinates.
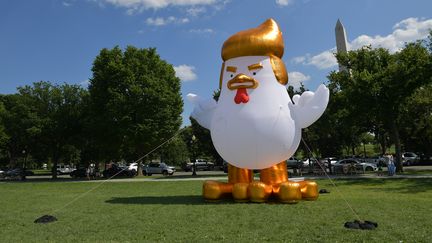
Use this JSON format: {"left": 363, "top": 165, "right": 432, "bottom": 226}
{"left": 188, "top": 56, "right": 329, "bottom": 170}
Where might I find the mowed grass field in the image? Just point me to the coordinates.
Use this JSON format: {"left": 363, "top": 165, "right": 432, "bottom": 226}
{"left": 1, "top": 178, "right": 431, "bottom": 242}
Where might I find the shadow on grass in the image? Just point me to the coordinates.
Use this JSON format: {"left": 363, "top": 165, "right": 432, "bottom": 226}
{"left": 151, "top": 174, "right": 227, "bottom": 180}
{"left": 0, "top": 176, "right": 135, "bottom": 183}
{"left": 334, "top": 178, "right": 432, "bottom": 194}
{"left": 105, "top": 195, "right": 235, "bottom": 205}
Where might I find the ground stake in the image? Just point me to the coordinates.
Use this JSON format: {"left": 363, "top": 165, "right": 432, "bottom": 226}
{"left": 34, "top": 215, "right": 57, "bottom": 224}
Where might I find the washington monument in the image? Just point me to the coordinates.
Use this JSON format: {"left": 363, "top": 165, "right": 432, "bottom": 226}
{"left": 335, "top": 19, "right": 349, "bottom": 72}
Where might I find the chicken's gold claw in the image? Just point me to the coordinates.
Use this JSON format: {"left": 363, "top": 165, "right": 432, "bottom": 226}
{"left": 278, "top": 181, "right": 302, "bottom": 204}
{"left": 202, "top": 180, "right": 232, "bottom": 201}
{"left": 248, "top": 181, "right": 272, "bottom": 203}
{"left": 299, "top": 180, "right": 319, "bottom": 201}
{"left": 232, "top": 183, "right": 249, "bottom": 202}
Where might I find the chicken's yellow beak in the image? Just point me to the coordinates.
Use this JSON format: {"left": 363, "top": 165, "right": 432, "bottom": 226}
{"left": 227, "top": 74, "right": 259, "bottom": 90}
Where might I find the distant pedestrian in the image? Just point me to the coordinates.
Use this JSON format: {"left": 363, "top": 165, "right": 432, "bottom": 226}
{"left": 86, "top": 166, "right": 91, "bottom": 180}
{"left": 89, "top": 165, "right": 95, "bottom": 180}
{"left": 386, "top": 154, "right": 395, "bottom": 176}
{"left": 377, "top": 159, "right": 384, "bottom": 176}
{"left": 327, "top": 158, "right": 332, "bottom": 175}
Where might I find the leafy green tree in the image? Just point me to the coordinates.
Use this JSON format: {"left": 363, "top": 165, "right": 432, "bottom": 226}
{"left": 1, "top": 93, "right": 42, "bottom": 168}
{"left": 89, "top": 46, "right": 183, "bottom": 174}
{"left": 0, "top": 101, "right": 7, "bottom": 146}
{"left": 158, "top": 136, "right": 189, "bottom": 166}
{"left": 399, "top": 84, "right": 432, "bottom": 157}
{"left": 304, "top": 85, "right": 361, "bottom": 158}
{"left": 18, "top": 81, "right": 88, "bottom": 178}
{"left": 0, "top": 100, "right": 10, "bottom": 165}
{"left": 329, "top": 40, "right": 431, "bottom": 172}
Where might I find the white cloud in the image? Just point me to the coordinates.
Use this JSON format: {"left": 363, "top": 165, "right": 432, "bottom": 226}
{"left": 186, "top": 6, "right": 206, "bottom": 16}
{"left": 293, "top": 17, "right": 432, "bottom": 70}
{"left": 174, "top": 65, "right": 197, "bottom": 81}
{"left": 349, "top": 17, "right": 432, "bottom": 52}
{"left": 145, "top": 16, "right": 189, "bottom": 26}
{"left": 276, "top": 0, "right": 294, "bottom": 6}
{"left": 288, "top": 71, "right": 310, "bottom": 89}
{"left": 291, "top": 56, "right": 306, "bottom": 64}
{"left": 80, "top": 79, "right": 90, "bottom": 87}
{"left": 292, "top": 50, "right": 337, "bottom": 70}
{"left": 62, "top": 2, "right": 72, "bottom": 7}
{"left": 102, "top": 0, "right": 217, "bottom": 13}
{"left": 307, "top": 49, "right": 337, "bottom": 69}
{"left": 189, "top": 28, "right": 214, "bottom": 34}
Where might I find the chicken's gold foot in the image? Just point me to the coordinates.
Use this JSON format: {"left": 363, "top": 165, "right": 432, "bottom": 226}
{"left": 202, "top": 180, "right": 232, "bottom": 201}
{"left": 202, "top": 180, "right": 319, "bottom": 203}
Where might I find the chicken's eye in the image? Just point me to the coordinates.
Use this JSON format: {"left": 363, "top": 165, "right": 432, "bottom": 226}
{"left": 230, "top": 74, "right": 234, "bottom": 78}
{"left": 253, "top": 72, "right": 257, "bottom": 75}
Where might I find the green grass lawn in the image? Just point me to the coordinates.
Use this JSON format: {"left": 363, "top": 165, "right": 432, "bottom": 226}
{"left": 1, "top": 178, "right": 431, "bottom": 242}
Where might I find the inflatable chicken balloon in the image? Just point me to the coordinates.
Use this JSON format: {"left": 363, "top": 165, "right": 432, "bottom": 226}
{"left": 187, "top": 19, "right": 329, "bottom": 203}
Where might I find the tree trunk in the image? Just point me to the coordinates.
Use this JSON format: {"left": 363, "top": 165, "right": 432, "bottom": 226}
{"left": 8, "top": 156, "right": 17, "bottom": 169}
{"left": 376, "top": 129, "right": 387, "bottom": 155}
{"left": 51, "top": 160, "right": 58, "bottom": 179}
{"left": 380, "top": 139, "right": 386, "bottom": 155}
{"left": 137, "top": 161, "right": 143, "bottom": 176}
{"left": 390, "top": 120, "right": 403, "bottom": 173}
{"left": 52, "top": 151, "right": 59, "bottom": 179}
{"left": 21, "top": 153, "right": 28, "bottom": 181}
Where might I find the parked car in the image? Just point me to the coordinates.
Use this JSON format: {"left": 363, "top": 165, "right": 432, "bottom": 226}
{"left": 333, "top": 158, "right": 378, "bottom": 173}
{"left": 183, "top": 159, "right": 214, "bottom": 172}
{"left": 70, "top": 168, "right": 87, "bottom": 178}
{"left": 360, "top": 156, "right": 382, "bottom": 164}
{"left": 322, "top": 157, "right": 338, "bottom": 165}
{"left": 144, "top": 162, "right": 175, "bottom": 176}
{"left": 103, "top": 164, "right": 135, "bottom": 178}
{"left": 56, "top": 164, "right": 74, "bottom": 175}
{"left": 286, "top": 157, "right": 302, "bottom": 169}
{"left": 128, "top": 162, "right": 138, "bottom": 175}
{"left": 0, "top": 168, "right": 6, "bottom": 178}
{"left": 402, "top": 152, "right": 419, "bottom": 166}
{"left": 70, "top": 167, "right": 100, "bottom": 178}
{"left": 302, "top": 158, "right": 319, "bottom": 167}
{"left": 2, "top": 168, "right": 34, "bottom": 179}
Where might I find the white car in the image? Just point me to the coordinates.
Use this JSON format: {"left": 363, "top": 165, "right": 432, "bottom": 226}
{"left": 402, "top": 152, "right": 419, "bottom": 166}
{"left": 56, "top": 164, "right": 74, "bottom": 174}
{"left": 323, "top": 157, "right": 338, "bottom": 165}
{"left": 144, "top": 162, "right": 175, "bottom": 176}
{"left": 128, "top": 162, "right": 138, "bottom": 172}
{"left": 183, "top": 159, "right": 214, "bottom": 171}
{"left": 302, "top": 158, "right": 319, "bottom": 167}
{"left": 333, "top": 159, "right": 378, "bottom": 173}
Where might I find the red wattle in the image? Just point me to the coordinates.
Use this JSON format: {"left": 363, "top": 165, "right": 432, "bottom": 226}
{"left": 234, "top": 88, "right": 249, "bottom": 104}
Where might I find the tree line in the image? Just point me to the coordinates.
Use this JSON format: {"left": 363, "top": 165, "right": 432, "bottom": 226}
{"left": 1, "top": 34, "right": 431, "bottom": 176}
{"left": 0, "top": 46, "right": 185, "bottom": 177}
{"left": 302, "top": 32, "right": 432, "bottom": 172}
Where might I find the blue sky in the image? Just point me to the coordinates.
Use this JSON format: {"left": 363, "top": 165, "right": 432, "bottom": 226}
{"left": 1, "top": 0, "right": 432, "bottom": 125}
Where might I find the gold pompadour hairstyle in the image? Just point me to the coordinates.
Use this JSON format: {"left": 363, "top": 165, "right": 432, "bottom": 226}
{"left": 219, "top": 18, "right": 288, "bottom": 89}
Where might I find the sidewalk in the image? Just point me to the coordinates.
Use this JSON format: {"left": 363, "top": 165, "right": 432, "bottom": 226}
{"left": 83, "top": 172, "right": 432, "bottom": 183}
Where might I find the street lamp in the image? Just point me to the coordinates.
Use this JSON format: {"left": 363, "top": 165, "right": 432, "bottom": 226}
{"left": 191, "top": 135, "right": 197, "bottom": 176}
{"left": 21, "top": 150, "right": 27, "bottom": 180}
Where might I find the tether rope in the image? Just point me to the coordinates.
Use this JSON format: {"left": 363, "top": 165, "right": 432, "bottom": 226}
{"left": 48, "top": 127, "right": 187, "bottom": 215}
{"left": 46, "top": 127, "right": 363, "bottom": 224}
{"left": 301, "top": 137, "right": 363, "bottom": 222}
